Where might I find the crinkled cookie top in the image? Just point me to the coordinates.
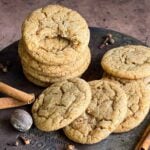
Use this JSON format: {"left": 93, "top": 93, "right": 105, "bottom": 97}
{"left": 22, "top": 5, "right": 90, "bottom": 65}
{"left": 32, "top": 78, "right": 91, "bottom": 131}
{"left": 101, "top": 45, "right": 150, "bottom": 79}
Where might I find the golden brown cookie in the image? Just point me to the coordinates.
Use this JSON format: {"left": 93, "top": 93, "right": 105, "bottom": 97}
{"left": 18, "top": 40, "right": 91, "bottom": 77}
{"left": 63, "top": 79, "right": 127, "bottom": 144}
{"left": 101, "top": 45, "right": 150, "bottom": 79}
{"left": 103, "top": 73, "right": 150, "bottom": 132}
{"left": 22, "top": 5, "right": 90, "bottom": 65}
{"left": 32, "top": 78, "right": 92, "bottom": 131}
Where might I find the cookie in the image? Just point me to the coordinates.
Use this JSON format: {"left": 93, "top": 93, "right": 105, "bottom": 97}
{"left": 24, "top": 71, "right": 50, "bottom": 87}
{"left": 32, "top": 78, "right": 92, "bottom": 131}
{"left": 22, "top": 5, "right": 90, "bottom": 65}
{"left": 63, "top": 79, "right": 127, "bottom": 144}
{"left": 103, "top": 73, "right": 150, "bottom": 132}
{"left": 22, "top": 50, "right": 91, "bottom": 83}
{"left": 18, "top": 40, "right": 91, "bottom": 77}
{"left": 101, "top": 45, "right": 150, "bottom": 79}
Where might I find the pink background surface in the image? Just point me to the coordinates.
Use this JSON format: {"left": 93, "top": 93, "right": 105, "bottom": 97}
{"left": 0, "top": 0, "right": 150, "bottom": 50}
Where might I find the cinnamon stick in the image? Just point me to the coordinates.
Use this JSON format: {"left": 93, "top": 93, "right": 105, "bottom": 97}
{"left": 135, "top": 124, "right": 150, "bottom": 150}
{"left": 0, "top": 97, "right": 34, "bottom": 109}
{"left": 0, "top": 82, "right": 35, "bottom": 104}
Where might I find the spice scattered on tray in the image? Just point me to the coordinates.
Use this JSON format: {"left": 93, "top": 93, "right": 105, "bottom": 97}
{"left": 6, "top": 135, "right": 31, "bottom": 147}
{"left": 0, "top": 61, "right": 10, "bottom": 73}
{"left": 99, "top": 33, "right": 115, "bottom": 49}
{"left": 0, "top": 63, "right": 8, "bottom": 72}
{"left": 19, "top": 135, "right": 31, "bottom": 145}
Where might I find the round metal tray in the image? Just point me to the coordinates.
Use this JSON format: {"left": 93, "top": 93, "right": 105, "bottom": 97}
{"left": 0, "top": 27, "right": 149, "bottom": 150}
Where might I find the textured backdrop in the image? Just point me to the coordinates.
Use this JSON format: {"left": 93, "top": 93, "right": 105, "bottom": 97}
{"left": 0, "top": 0, "right": 150, "bottom": 50}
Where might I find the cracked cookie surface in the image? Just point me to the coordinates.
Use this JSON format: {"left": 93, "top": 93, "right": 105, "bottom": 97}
{"left": 22, "top": 5, "right": 90, "bottom": 65}
{"left": 32, "top": 78, "right": 91, "bottom": 131}
{"left": 103, "top": 73, "right": 150, "bottom": 132}
{"left": 63, "top": 79, "right": 127, "bottom": 144}
{"left": 101, "top": 45, "right": 150, "bottom": 79}
{"left": 18, "top": 40, "right": 91, "bottom": 77}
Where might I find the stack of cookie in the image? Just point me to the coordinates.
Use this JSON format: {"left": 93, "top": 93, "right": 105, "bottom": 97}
{"left": 18, "top": 5, "right": 91, "bottom": 87}
{"left": 101, "top": 45, "right": 150, "bottom": 133}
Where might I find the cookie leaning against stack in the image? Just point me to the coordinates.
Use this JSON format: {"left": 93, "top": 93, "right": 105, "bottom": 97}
{"left": 19, "top": 5, "right": 91, "bottom": 86}
{"left": 32, "top": 78, "right": 92, "bottom": 131}
{"left": 101, "top": 45, "right": 150, "bottom": 133}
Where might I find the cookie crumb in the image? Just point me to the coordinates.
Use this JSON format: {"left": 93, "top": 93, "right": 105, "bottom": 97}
{"left": 66, "top": 144, "right": 75, "bottom": 150}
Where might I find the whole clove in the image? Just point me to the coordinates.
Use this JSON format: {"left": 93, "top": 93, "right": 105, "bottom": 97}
{"left": 19, "top": 135, "right": 31, "bottom": 145}
{"left": 6, "top": 135, "right": 31, "bottom": 147}
{"left": 99, "top": 33, "right": 115, "bottom": 49}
